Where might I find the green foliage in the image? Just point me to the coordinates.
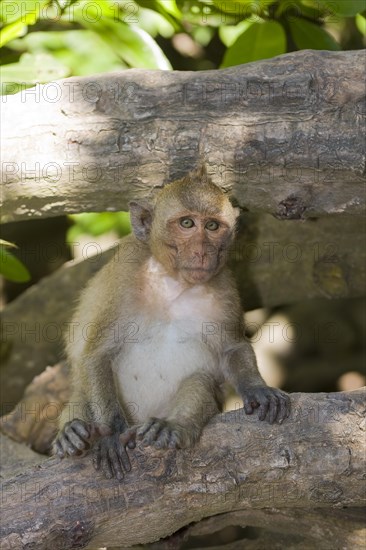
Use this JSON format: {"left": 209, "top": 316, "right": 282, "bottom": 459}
{"left": 76, "top": 16, "right": 171, "bottom": 69}
{"left": 288, "top": 18, "right": 341, "bottom": 51}
{"left": 221, "top": 20, "right": 286, "bottom": 67}
{"left": 1, "top": 0, "right": 364, "bottom": 90}
{"left": 317, "top": 0, "right": 366, "bottom": 17}
{"left": 0, "top": 0, "right": 176, "bottom": 91}
{"left": 67, "top": 212, "right": 131, "bottom": 243}
{"left": 0, "top": 240, "right": 31, "bottom": 283}
{"left": 356, "top": 14, "right": 366, "bottom": 35}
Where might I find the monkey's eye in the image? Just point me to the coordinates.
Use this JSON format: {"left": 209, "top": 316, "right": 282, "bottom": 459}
{"left": 180, "top": 218, "right": 195, "bottom": 228}
{"left": 205, "top": 220, "right": 219, "bottom": 231}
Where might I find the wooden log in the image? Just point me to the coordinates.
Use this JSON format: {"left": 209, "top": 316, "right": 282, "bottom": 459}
{"left": 0, "top": 389, "right": 365, "bottom": 549}
{"left": 1, "top": 50, "right": 365, "bottom": 223}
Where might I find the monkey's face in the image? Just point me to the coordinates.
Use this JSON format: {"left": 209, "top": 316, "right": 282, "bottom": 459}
{"left": 151, "top": 211, "right": 236, "bottom": 284}
{"left": 130, "top": 172, "right": 240, "bottom": 284}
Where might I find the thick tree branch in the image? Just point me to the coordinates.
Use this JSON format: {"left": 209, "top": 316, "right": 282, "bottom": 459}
{"left": 1, "top": 50, "right": 365, "bottom": 223}
{"left": 0, "top": 389, "right": 365, "bottom": 549}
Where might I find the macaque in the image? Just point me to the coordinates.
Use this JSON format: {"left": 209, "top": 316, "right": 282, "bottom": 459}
{"left": 54, "top": 166, "right": 290, "bottom": 479}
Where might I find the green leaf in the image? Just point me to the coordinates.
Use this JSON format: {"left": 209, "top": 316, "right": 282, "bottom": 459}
{"left": 68, "top": 212, "right": 131, "bottom": 240}
{"left": 0, "top": 0, "right": 48, "bottom": 47}
{"left": 289, "top": 18, "right": 341, "bottom": 50}
{"left": 0, "top": 53, "right": 69, "bottom": 85}
{"left": 356, "top": 14, "right": 366, "bottom": 35}
{"left": 0, "top": 247, "right": 31, "bottom": 283}
{"left": 75, "top": 15, "right": 172, "bottom": 69}
{"left": 221, "top": 21, "right": 286, "bottom": 67}
{"left": 156, "top": 0, "right": 181, "bottom": 18}
{"left": 0, "top": 239, "right": 18, "bottom": 248}
{"left": 136, "top": 8, "right": 176, "bottom": 38}
{"left": 9, "top": 30, "right": 127, "bottom": 75}
{"left": 0, "top": 0, "right": 47, "bottom": 24}
{"left": 317, "top": 0, "right": 366, "bottom": 16}
{"left": 0, "top": 19, "right": 27, "bottom": 47}
{"left": 219, "top": 20, "right": 253, "bottom": 47}
{"left": 213, "top": 0, "right": 276, "bottom": 15}
{"left": 136, "top": 0, "right": 181, "bottom": 21}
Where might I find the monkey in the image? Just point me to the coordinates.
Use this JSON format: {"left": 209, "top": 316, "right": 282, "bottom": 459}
{"left": 53, "top": 166, "right": 290, "bottom": 480}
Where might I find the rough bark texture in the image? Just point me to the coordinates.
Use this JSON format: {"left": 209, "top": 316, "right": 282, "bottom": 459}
{"left": 0, "top": 251, "right": 111, "bottom": 407}
{"left": 0, "top": 389, "right": 365, "bottom": 549}
{"left": 0, "top": 363, "right": 69, "bottom": 454}
{"left": 1, "top": 50, "right": 365, "bottom": 223}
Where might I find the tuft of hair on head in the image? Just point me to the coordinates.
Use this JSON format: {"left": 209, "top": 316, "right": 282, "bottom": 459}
{"left": 157, "top": 165, "right": 226, "bottom": 215}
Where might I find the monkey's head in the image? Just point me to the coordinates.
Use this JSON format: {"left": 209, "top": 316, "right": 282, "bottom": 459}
{"left": 129, "top": 167, "right": 239, "bottom": 284}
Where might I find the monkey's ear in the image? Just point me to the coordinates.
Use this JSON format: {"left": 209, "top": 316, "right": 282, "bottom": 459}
{"left": 129, "top": 201, "right": 153, "bottom": 242}
{"left": 234, "top": 207, "right": 241, "bottom": 219}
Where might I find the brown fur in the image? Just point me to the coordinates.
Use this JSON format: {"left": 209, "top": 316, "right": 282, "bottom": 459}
{"left": 53, "top": 168, "right": 290, "bottom": 480}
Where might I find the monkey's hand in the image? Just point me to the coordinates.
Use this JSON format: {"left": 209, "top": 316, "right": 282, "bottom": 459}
{"left": 92, "top": 432, "right": 136, "bottom": 481}
{"left": 136, "top": 418, "right": 195, "bottom": 449}
{"left": 241, "top": 386, "right": 290, "bottom": 424}
{"left": 53, "top": 419, "right": 93, "bottom": 458}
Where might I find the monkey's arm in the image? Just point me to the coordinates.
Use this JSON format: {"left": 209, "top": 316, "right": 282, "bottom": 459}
{"left": 136, "top": 372, "right": 222, "bottom": 449}
{"left": 225, "top": 340, "right": 290, "bottom": 424}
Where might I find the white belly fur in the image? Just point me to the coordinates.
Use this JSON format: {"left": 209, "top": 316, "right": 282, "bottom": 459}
{"left": 113, "top": 320, "right": 219, "bottom": 423}
{"left": 112, "top": 257, "right": 224, "bottom": 424}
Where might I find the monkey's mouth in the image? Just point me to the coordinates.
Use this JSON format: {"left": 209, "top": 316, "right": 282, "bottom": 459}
{"left": 180, "top": 267, "right": 216, "bottom": 283}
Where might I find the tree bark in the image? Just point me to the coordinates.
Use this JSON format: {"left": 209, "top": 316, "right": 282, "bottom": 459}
{"left": 1, "top": 50, "right": 365, "bottom": 223}
{"left": 0, "top": 389, "right": 365, "bottom": 549}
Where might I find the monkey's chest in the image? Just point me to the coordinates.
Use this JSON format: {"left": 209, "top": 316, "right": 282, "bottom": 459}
{"left": 113, "top": 315, "right": 221, "bottom": 424}
{"left": 113, "top": 274, "right": 225, "bottom": 423}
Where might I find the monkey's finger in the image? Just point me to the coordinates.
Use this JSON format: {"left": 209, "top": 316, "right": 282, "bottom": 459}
{"left": 136, "top": 418, "right": 156, "bottom": 439}
{"left": 120, "top": 429, "right": 136, "bottom": 449}
{"left": 154, "top": 426, "right": 171, "bottom": 448}
{"left": 168, "top": 430, "right": 182, "bottom": 449}
{"left": 92, "top": 443, "right": 102, "bottom": 471}
{"left": 257, "top": 395, "right": 270, "bottom": 421}
{"left": 116, "top": 442, "right": 131, "bottom": 473}
{"left": 243, "top": 395, "right": 256, "bottom": 415}
{"left": 71, "top": 420, "right": 91, "bottom": 441}
{"left": 141, "top": 420, "right": 164, "bottom": 446}
{"left": 53, "top": 439, "right": 65, "bottom": 458}
{"left": 267, "top": 396, "right": 279, "bottom": 424}
{"left": 108, "top": 448, "right": 124, "bottom": 481}
{"left": 100, "top": 447, "right": 114, "bottom": 479}
{"left": 57, "top": 432, "right": 81, "bottom": 456}
{"left": 65, "top": 427, "right": 89, "bottom": 451}
{"left": 277, "top": 394, "right": 290, "bottom": 423}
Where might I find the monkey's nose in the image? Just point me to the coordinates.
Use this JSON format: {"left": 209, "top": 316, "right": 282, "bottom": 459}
{"left": 192, "top": 250, "right": 206, "bottom": 265}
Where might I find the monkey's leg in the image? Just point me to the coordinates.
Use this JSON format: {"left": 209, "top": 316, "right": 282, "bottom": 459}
{"left": 53, "top": 388, "right": 98, "bottom": 458}
{"left": 137, "top": 371, "right": 222, "bottom": 449}
{"left": 54, "top": 358, "right": 134, "bottom": 479}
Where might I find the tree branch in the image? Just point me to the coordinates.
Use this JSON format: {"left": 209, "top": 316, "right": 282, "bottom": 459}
{"left": 1, "top": 50, "right": 365, "bottom": 223}
{"left": 1, "top": 389, "right": 365, "bottom": 549}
